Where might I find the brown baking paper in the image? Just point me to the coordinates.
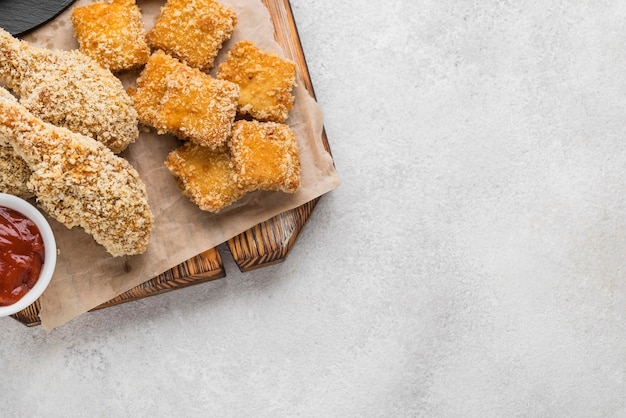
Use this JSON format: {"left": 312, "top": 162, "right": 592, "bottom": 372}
{"left": 20, "top": 0, "right": 339, "bottom": 329}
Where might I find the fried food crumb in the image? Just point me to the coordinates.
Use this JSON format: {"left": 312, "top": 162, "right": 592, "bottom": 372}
{"left": 229, "top": 120, "right": 300, "bottom": 193}
{"left": 217, "top": 41, "right": 297, "bottom": 123}
{"left": 165, "top": 142, "right": 247, "bottom": 212}
{"left": 71, "top": 0, "right": 150, "bottom": 73}
{"left": 147, "top": 0, "right": 237, "bottom": 71}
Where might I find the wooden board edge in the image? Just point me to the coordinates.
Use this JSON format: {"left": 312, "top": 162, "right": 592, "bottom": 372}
{"left": 92, "top": 247, "right": 225, "bottom": 310}
{"left": 227, "top": 197, "right": 320, "bottom": 271}
{"left": 228, "top": 0, "right": 330, "bottom": 271}
{"left": 12, "top": 247, "right": 225, "bottom": 326}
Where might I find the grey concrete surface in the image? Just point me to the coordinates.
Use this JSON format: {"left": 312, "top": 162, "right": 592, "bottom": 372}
{"left": 2, "top": 0, "right": 626, "bottom": 416}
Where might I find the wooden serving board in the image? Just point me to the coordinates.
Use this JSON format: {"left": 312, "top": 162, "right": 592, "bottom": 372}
{"left": 11, "top": 0, "right": 332, "bottom": 327}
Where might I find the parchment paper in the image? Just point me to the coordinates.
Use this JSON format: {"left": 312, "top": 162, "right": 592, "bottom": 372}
{"left": 20, "top": 0, "right": 340, "bottom": 329}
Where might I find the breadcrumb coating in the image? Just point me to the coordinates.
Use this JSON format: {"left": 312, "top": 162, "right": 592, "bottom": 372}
{"left": 71, "top": 0, "right": 150, "bottom": 73}
{"left": 127, "top": 50, "right": 182, "bottom": 128}
{"left": 0, "top": 88, "right": 32, "bottom": 198}
{"left": 0, "top": 27, "right": 139, "bottom": 153}
{"left": 129, "top": 50, "right": 239, "bottom": 148}
{"left": 157, "top": 65, "right": 238, "bottom": 148}
{"left": 0, "top": 143, "right": 33, "bottom": 199}
{"left": 165, "top": 142, "right": 247, "bottom": 213}
{"left": 0, "top": 94, "right": 153, "bottom": 257}
{"left": 229, "top": 120, "right": 301, "bottom": 193}
{"left": 146, "top": 0, "right": 237, "bottom": 71}
{"left": 217, "top": 41, "right": 296, "bottom": 123}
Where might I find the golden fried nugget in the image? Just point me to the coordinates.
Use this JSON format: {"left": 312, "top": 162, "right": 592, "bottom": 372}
{"left": 230, "top": 120, "right": 300, "bottom": 193}
{"left": 157, "top": 65, "right": 239, "bottom": 148}
{"left": 128, "top": 51, "right": 239, "bottom": 148}
{"left": 147, "top": 0, "right": 237, "bottom": 71}
{"left": 71, "top": 0, "right": 150, "bottom": 73}
{"left": 217, "top": 41, "right": 297, "bottom": 123}
{"left": 127, "top": 50, "right": 183, "bottom": 128}
{"left": 165, "top": 142, "right": 247, "bottom": 213}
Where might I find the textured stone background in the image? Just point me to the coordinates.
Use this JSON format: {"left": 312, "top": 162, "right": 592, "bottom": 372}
{"left": 2, "top": 0, "right": 626, "bottom": 416}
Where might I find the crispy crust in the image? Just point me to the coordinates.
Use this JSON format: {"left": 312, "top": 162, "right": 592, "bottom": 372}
{"left": 0, "top": 143, "right": 33, "bottom": 199}
{"left": 156, "top": 65, "right": 238, "bottom": 148}
{"left": 165, "top": 142, "right": 247, "bottom": 213}
{"left": 217, "top": 41, "right": 296, "bottom": 123}
{"left": 229, "top": 120, "right": 300, "bottom": 193}
{"left": 147, "top": 0, "right": 237, "bottom": 71}
{"left": 0, "top": 94, "right": 153, "bottom": 257}
{"left": 129, "top": 50, "right": 239, "bottom": 148}
{"left": 0, "top": 28, "right": 139, "bottom": 153}
{"left": 71, "top": 0, "right": 150, "bottom": 73}
{"left": 0, "top": 88, "right": 32, "bottom": 198}
{"left": 127, "top": 50, "right": 183, "bottom": 128}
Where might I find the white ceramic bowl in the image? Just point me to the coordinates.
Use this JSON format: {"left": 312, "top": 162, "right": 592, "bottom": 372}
{"left": 0, "top": 193, "right": 57, "bottom": 317}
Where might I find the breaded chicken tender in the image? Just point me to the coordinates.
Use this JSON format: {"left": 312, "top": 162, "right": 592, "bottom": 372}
{"left": 146, "top": 0, "right": 237, "bottom": 71}
{"left": 230, "top": 120, "right": 301, "bottom": 193}
{"left": 71, "top": 0, "right": 150, "bottom": 73}
{"left": 165, "top": 142, "right": 247, "bottom": 213}
{"left": 129, "top": 50, "right": 239, "bottom": 148}
{"left": 217, "top": 41, "right": 297, "bottom": 123}
{"left": 0, "top": 94, "right": 153, "bottom": 257}
{"left": 0, "top": 28, "right": 139, "bottom": 153}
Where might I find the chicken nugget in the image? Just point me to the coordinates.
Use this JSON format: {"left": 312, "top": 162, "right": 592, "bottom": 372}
{"left": 127, "top": 50, "right": 183, "bottom": 128}
{"left": 165, "top": 142, "right": 247, "bottom": 213}
{"left": 129, "top": 51, "right": 239, "bottom": 147}
{"left": 71, "top": 0, "right": 150, "bottom": 73}
{"left": 229, "top": 120, "right": 300, "bottom": 193}
{"left": 147, "top": 0, "right": 237, "bottom": 71}
{"left": 156, "top": 65, "right": 239, "bottom": 148}
{"left": 217, "top": 41, "right": 297, "bottom": 123}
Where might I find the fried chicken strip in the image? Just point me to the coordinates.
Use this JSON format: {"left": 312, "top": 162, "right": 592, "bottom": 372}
{"left": 0, "top": 93, "right": 153, "bottom": 257}
{"left": 0, "top": 27, "right": 138, "bottom": 153}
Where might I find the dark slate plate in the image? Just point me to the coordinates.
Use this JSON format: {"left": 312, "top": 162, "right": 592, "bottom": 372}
{"left": 0, "top": 0, "right": 76, "bottom": 36}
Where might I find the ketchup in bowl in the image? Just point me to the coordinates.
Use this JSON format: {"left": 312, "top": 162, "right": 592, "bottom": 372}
{"left": 0, "top": 206, "right": 45, "bottom": 306}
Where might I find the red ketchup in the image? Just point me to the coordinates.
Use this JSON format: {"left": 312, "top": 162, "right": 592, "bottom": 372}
{"left": 0, "top": 206, "right": 45, "bottom": 306}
